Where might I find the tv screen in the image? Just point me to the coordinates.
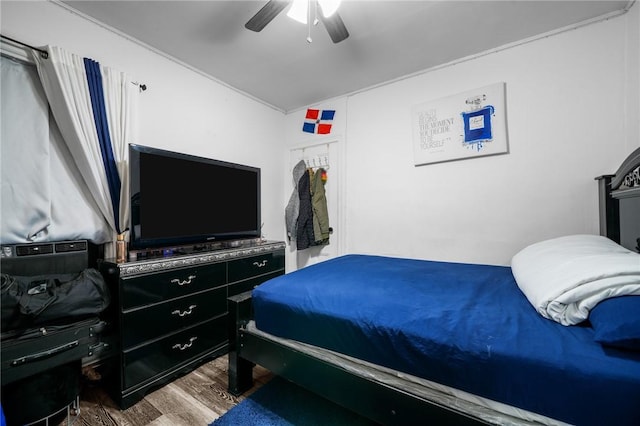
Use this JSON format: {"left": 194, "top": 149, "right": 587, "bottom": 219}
{"left": 129, "top": 144, "right": 261, "bottom": 249}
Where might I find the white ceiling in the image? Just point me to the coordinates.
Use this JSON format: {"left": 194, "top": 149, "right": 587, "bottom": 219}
{"left": 60, "top": 0, "right": 632, "bottom": 113}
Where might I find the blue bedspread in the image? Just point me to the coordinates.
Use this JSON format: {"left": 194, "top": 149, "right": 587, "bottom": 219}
{"left": 253, "top": 255, "right": 640, "bottom": 426}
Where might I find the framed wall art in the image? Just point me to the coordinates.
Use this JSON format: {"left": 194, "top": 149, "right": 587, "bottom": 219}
{"left": 411, "top": 82, "right": 508, "bottom": 166}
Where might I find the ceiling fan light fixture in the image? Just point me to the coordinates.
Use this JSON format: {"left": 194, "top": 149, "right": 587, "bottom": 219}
{"left": 287, "top": 0, "right": 308, "bottom": 24}
{"left": 247, "top": 0, "right": 348, "bottom": 44}
{"left": 318, "top": 0, "right": 341, "bottom": 18}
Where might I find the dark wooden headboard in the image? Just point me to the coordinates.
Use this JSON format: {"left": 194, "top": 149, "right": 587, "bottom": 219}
{"left": 596, "top": 147, "right": 640, "bottom": 253}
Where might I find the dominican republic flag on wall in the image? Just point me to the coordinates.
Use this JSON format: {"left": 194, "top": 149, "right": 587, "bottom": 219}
{"left": 302, "top": 109, "right": 335, "bottom": 134}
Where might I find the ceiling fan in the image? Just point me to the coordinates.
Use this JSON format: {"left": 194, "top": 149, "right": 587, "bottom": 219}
{"left": 245, "top": 0, "right": 350, "bottom": 44}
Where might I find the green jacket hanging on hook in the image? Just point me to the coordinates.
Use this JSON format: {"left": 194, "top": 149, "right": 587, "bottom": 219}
{"left": 311, "top": 168, "right": 330, "bottom": 246}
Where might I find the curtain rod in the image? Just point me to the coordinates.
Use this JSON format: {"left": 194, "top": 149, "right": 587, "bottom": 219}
{"left": 1, "top": 34, "right": 48, "bottom": 58}
{"left": 0, "top": 33, "right": 147, "bottom": 91}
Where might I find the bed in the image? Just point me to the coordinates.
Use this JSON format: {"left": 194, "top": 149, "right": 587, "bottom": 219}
{"left": 228, "top": 147, "right": 640, "bottom": 426}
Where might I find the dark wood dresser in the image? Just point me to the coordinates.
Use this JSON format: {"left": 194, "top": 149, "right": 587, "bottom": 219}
{"left": 99, "top": 240, "right": 285, "bottom": 409}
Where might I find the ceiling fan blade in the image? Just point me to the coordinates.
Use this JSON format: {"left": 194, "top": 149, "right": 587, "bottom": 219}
{"left": 320, "top": 11, "right": 349, "bottom": 44}
{"left": 245, "top": 0, "right": 290, "bottom": 32}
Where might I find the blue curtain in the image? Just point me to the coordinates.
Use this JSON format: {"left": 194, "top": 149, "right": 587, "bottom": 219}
{"left": 84, "top": 58, "right": 122, "bottom": 233}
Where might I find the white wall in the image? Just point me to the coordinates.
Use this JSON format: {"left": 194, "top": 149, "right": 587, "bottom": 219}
{"left": 626, "top": 1, "right": 640, "bottom": 156}
{"left": 4, "top": 2, "right": 638, "bottom": 267}
{"left": 1, "top": 0, "right": 286, "bottom": 243}
{"left": 286, "top": 4, "right": 640, "bottom": 267}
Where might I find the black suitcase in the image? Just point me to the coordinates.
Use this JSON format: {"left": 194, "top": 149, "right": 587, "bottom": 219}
{"left": 1, "top": 316, "right": 107, "bottom": 386}
{"left": 2, "top": 360, "right": 81, "bottom": 426}
{"left": 1, "top": 317, "right": 108, "bottom": 426}
{"left": 0, "top": 240, "right": 111, "bottom": 425}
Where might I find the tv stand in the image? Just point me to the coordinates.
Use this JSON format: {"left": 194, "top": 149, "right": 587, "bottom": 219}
{"left": 99, "top": 240, "right": 285, "bottom": 409}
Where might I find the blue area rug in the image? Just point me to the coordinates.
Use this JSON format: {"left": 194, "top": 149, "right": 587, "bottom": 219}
{"left": 210, "top": 377, "right": 378, "bottom": 426}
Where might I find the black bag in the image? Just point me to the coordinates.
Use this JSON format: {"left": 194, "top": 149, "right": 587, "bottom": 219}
{"left": 1, "top": 268, "right": 110, "bottom": 331}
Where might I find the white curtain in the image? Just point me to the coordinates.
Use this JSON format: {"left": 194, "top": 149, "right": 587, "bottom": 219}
{"left": 33, "top": 46, "right": 138, "bottom": 252}
{"left": 0, "top": 54, "right": 112, "bottom": 244}
{"left": 101, "top": 67, "right": 137, "bottom": 235}
{"left": 0, "top": 55, "right": 52, "bottom": 242}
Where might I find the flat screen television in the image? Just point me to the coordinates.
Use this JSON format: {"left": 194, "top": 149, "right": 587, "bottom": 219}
{"left": 129, "top": 144, "right": 261, "bottom": 250}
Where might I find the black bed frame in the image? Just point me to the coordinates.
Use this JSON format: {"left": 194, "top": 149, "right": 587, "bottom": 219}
{"left": 228, "top": 292, "right": 487, "bottom": 425}
{"left": 228, "top": 147, "right": 640, "bottom": 425}
{"left": 596, "top": 147, "right": 640, "bottom": 253}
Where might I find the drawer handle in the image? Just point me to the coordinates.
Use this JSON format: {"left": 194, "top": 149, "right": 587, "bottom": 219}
{"left": 172, "top": 305, "right": 197, "bottom": 317}
{"left": 253, "top": 260, "right": 268, "bottom": 268}
{"left": 171, "top": 275, "right": 196, "bottom": 286}
{"left": 172, "top": 336, "right": 197, "bottom": 351}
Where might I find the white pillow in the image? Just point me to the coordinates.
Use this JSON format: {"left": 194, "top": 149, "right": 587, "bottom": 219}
{"left": 511, "top": 234, "right": 640, "bottom": 325}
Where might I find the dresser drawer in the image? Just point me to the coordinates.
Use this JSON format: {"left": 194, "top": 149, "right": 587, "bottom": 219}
{"left": 121, "top": 262, "right": 226, "bottom": 309}
{"left": 122, "top": 316, "right": 227, "bottom": 390}
{"left": 121, "top": 286, "right": 227, "bottom": 348}
{"left": 227, "top": 270, "right": 282, "bottom": 298}
{"left": 228, "top": 251, "right": 284, "bottom": 283}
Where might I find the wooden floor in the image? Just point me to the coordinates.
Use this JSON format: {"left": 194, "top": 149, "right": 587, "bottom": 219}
{"left": 55, "top": 355, "right": 273, "bottom": 426}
